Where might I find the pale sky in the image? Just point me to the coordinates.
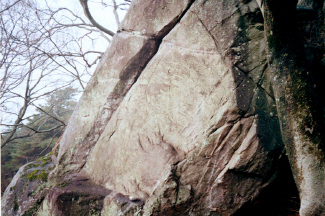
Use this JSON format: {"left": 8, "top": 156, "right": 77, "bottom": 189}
{"left": 0, "top": 0, "right": 128, "bottom": 127}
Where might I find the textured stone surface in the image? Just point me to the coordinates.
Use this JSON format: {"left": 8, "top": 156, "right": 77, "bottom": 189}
{"left": 82, "top": 1, "right": 284, "bottom": 215}
{"left": 4, "top": 0, "right": 316, "bottom": 215}
{"left": 1, "top": 156, "right": 55, "bottom": 216}
{"left": 55, "top": 0, "right": 193, "bottom": 178}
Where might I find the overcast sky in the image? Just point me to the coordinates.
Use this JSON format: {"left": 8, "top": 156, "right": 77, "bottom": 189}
{"left": 0, "top": 0, "right": 129, "bottom": 127}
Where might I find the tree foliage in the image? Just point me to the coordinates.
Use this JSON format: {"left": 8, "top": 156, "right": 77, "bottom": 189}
{"left": 1, "top": 87, "right": 78, "bottom": 194}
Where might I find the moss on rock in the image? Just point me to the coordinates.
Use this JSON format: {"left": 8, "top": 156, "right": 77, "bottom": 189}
{"left": 26, "top": 170, "right": 39, "bottom": 181}
{"left": 13, "top": 196, "right": 19, "bottom": 212}
{"left": 24, "top": 163, "right": 39, "bottom": 171}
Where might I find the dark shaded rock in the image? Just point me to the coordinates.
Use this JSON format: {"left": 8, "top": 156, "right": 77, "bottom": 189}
{"left": 36, "top": 176, "right": 144, "bottom": 215}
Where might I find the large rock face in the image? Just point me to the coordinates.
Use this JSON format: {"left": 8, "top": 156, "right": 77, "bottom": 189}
{"left": 3, "top": 0, "right": 304, "bottom": 215}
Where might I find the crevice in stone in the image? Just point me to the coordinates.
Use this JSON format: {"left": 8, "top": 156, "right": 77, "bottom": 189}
{"left": 255, "top": 63, "right": 275, "bottom": 100}
{"left": 228, "top": 113, "right": 256, "bottom": 126}
{"left": 244, "top": 87, "right": 256, "bottom": 113}
{"left": 234, "top": 63, "right": 275, "bottom": 102}
{"left": 155, "top": 0, "right": 195, "bottom": 39}
{"left": 234, "top": 60, "right": 266, "bottom": 75}
{"left": 195, "top": 13, "right": 220, "bottom": 52}
{"left": 170, "top": 166, "right": 180, "bottom": 206}
{"left": 108, "top": 131, "right": 115, "bottom": 140}
{"left": 209, "top": 7, "right": 241, "bottom": 31}
{"left": 196, "top": 126, "right": 236, "bottom": 189}
{"left": 234, "top": 64, "right": 249, "bottom": 76}
{"left": 59, "top": 0, "right": 197, "bottom": 176}
{"left": 228, "top": 169, "right": 264, "bottom": 179}
{"left": 137, "top": 136, "right": 148, "bottom": 153}
{"left": 151, "top": 163, "right": 193, "bottom": 215}
{"left": 201, "top": 118, "right": 257, "bottom": 206}
{"left": 234, "top": 73, "right": 247, "bottom": 89}
{"left": 162, "top": 41, "right": 218, "bottom": 54}
{"left": 256, "top": 85, "right": 275, "bottom": 101}
{"left": 207, "top": 125, "right": 220, "bottom": 137}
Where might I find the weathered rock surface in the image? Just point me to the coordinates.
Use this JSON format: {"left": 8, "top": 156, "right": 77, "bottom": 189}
{"left": 4, "top": 0, "right": 322, "bottom": 215}
{"left": 1, "top": 155, "right": 55, "bottom": 216}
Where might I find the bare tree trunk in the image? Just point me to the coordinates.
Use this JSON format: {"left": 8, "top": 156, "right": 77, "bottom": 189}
{"left": 261, "top": 0, "right": 325, "bottom": 214}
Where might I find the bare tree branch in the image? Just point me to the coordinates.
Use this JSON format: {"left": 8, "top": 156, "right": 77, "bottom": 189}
{"left": 1, "top": 68, "right": 32, "bottom": 148}
{"left": 112, "top": 0, "right": 121, "bottom": 29}
{"left": 1, "top": 0, "right": 129, "bottom": 149}
{"left": 79, "top": 0, "right": 115, "bottom": 36}
{"left": 0, "top": 0, "right": 23, "bottom": 14}
{"left": 31, "top": 103, "right": 67, "bottom": 127}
